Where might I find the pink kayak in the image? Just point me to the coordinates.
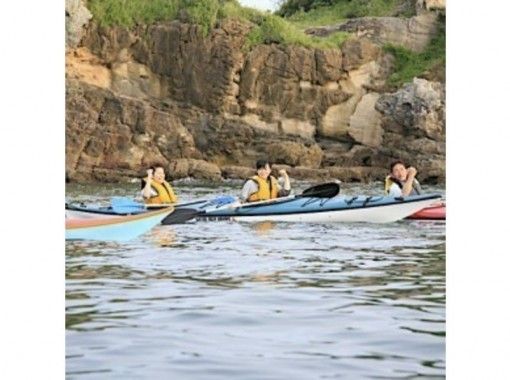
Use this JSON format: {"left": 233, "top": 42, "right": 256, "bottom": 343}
{"left": 407, "top": 203, "right": 446, "bottom": 220}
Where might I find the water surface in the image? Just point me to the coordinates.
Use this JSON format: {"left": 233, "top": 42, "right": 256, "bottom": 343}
{"left": 66, "top": 181, "right": 445, "bottom": 379}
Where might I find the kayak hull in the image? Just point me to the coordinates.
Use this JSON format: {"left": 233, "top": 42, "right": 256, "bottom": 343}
{"left": 407, "top": 204, "right": 446, "bottom": 220}
{"left": 201, "top": 194, "right": 442, "bottom": 223}
{"left": 66, "top": 207, "right": 173, "bottom": 241}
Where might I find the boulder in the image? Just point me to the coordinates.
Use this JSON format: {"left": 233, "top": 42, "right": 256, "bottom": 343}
{"left": 267, "top": 141, "right": 323, "bottom": 168}
{"left": 66, "top": 0, "right": 92, "bottom": 48}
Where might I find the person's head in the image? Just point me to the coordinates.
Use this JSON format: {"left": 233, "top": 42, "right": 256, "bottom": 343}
{"left": 390, "top": 160, "right": 407, "bottom": 182}
{"left": 255, "top": 159, "right": 272, "bottom": 180}
{"left": 151, "top": 165, "right": 166, "bottom": 183}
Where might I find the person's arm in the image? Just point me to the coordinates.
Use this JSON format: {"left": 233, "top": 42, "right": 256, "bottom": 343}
{"left": 402, "top": 167, "right": 417, "bottom": 196}
{"left": 277, "top": 169, "right": 291, "bottom": 197}
{"left": 241, "top": 180, "right": 258, "bottom": 202}
{"left": 142, "top": 169, "right": 154, "bottom": 199}
{"left": 413, "top": 179, "right": 422, "bottom": 195}
{"left": 279, "top": 169, "right": 290, "bottom": 190}
{"left": 388, "top": 183, "right": 402, "bottom": 197}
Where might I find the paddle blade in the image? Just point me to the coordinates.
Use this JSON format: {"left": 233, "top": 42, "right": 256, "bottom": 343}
{"left": 110, "top": 197, "right": 146, "bottom": 214}
{"left": 209, "top": 195, "right": 237, "bottom": 207}
{"left": 161, "top": 208, "right": 200, "bottom": 225}
{"left": 300, "top": 182, "right": 340, "bottom": 198}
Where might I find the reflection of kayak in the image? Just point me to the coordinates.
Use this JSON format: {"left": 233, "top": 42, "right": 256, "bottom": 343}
{"left": 200, "top": 194, "right": 442, "bottom": 223}
{"left": 407, "top": 203, "right": 446, "bottom": 220}
{"left": 65, "top": 207, "right": 173, "bottom": 242}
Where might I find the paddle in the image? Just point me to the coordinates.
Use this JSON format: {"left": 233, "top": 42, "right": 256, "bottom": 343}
{"left": 110, "top": 197, "right": 146, "bottom": 214}
{"left": 160, "top": 195, "right": 237, "bottom": 225}
{"left": 161, "top": 207, "right": 202, "bottom": 225}
{"left": 300, "top": 182, "right": 340, "bottom": 198}
{"left": 217, "top": 182, "right": 341, "bottom": 210}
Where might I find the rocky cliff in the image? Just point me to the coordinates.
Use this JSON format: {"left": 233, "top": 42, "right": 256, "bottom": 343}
{"left": 66, "top": 0, "right": 445, "bottom": 184}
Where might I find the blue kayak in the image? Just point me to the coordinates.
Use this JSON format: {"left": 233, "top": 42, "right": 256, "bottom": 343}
{"left": 199, "top": 194, "right": 442, "bottom": 223}
{"left": 65, "top": 196, "right": 237, "bottom": 224}
{"left": 66, "top": 207, "right": 174, "bottom": 241}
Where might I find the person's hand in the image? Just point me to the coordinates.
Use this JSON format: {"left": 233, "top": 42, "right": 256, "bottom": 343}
{"left": 147, "top": 169, "right": 153, "bottom": 180}
{"left": 407, "top": 167, "right": 417, "bottom": 178}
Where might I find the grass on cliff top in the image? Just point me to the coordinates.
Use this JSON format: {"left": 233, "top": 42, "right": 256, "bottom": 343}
{"left": 220, "top": 0, "right": 350, "bottom": 49}
{"left": 383, "top": 18, "right": 445, "bottom": 87}
{"left": 88, "top": 0, "right": 221, "bottom": 35}
{"left": 87, "top": 0, "right": 349, "bottom": 49}
{"left": 279, "top": 0, "right": 415, "bottom": 30}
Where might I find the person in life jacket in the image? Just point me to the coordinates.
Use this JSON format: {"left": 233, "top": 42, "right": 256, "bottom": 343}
{"left": 384, "top": 160, "right": 423, "bottom": 197}
{"left": 241, "top": 159, "right": 291, "bottom": 202}
{"left": 141, "top": 165, "right": 178, "bottom": 204}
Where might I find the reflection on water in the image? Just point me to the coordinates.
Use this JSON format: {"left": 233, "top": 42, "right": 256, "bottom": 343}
{"left": 66, "top": 181, "right": 445, "bottom": 379}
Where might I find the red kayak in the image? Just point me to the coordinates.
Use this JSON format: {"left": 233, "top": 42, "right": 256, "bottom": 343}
{"left": 407, "top": 203, "right": 446, "bottom": 220}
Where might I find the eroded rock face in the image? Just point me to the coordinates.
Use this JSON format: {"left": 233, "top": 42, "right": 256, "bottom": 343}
{"left": 306, "top": 12, "right": 440, "bottom": 53}
{"left": 66, "top": 82, "right": 199, "bottom": 181}
{"left": 66, "top": 18, "right": 445, "bottom": 184}
{"left": 238, "top": 44, "right": 349, "bottom": 136}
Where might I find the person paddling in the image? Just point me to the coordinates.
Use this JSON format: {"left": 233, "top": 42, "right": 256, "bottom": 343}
{"left": 141, "top": 165, "right": 178, "bottom": 205}
{"left": 241, "top": 160, "right": 291, "bottom": 202}
{"left": 384, "top": 160, "right": 422, "bottom": 197}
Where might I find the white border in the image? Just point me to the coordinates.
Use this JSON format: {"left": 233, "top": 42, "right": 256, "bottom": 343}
{"left": 447, "top": 0, "right": 510, "bottom": 378}
{"left": 0, "top": 0, "right": 64, "bottom": 378}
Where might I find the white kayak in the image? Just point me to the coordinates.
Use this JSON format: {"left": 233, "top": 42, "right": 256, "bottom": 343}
{"left": 199, "top": 194, "right": 442, "bottom": 223}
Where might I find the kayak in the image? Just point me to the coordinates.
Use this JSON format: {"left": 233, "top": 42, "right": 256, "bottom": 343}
{"left": 65, "top": 196, "right": 237, "bottom": 223}
{"left": 407, "top": 203, "right": 446, "bottom": 220}
{"left": 66, "top": 207, "right": 173, "bottom": 242}
{"left": 199, "top": 194, "right": 442, "bottom": 223}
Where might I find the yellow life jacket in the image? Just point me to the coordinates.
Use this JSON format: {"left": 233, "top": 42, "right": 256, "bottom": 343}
{"left": 247, "top": 175, "right": 279, "bottom": 202}
{"left": 143, "top": 177, "right": 178, "bottom": 204}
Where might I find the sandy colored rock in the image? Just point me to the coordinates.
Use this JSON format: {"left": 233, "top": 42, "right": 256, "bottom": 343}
{"left": 348, "top": 93, "right": 383, "bottom": 147}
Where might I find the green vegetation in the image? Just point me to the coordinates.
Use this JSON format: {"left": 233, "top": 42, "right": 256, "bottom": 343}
{"left": 278, "top": 0, "right": 414, "bottom": 29}
{"left": 383, "top": 18, "right": 445, "bottom": 86}
{"left": 88, "top": 0, "right": 219, "bottom": 35}
{"left": 181, "top": 0, "right": 220, "bottom": 36}
{"left": 88, "top": 0, "right": 349, "bottom": 49}
{"left": 220, "top": 0, "right": 349, "bottom": 49}
{"left": 88, "top": 0, "right": 181, "bottom": 28}
{"left": 244, "top": 13, "right": 349, "bottom": 50}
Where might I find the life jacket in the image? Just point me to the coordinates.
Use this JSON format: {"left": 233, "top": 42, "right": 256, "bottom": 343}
{"left": 142, "top": 177, "right": 178, "bottom": 204}
{"left": 384, "top": 175, "right": 422, "bottom": 195}
{"left": 247, "top": 175, "right": 279, "bottom": 202}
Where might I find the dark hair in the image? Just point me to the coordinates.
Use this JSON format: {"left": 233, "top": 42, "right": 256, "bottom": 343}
{"left": 256, "top": 159, "right": 271, "bottom": 170}
{"left": 150, "top": 164, "right": 164, "bottom": 171}
{"left": 390, "top": 160, "right": 406, "bottom": 172}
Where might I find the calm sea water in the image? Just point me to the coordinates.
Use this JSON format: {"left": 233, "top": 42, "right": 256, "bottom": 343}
{"left": 66, "top": 181, "right": 445, "bottom": 379}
